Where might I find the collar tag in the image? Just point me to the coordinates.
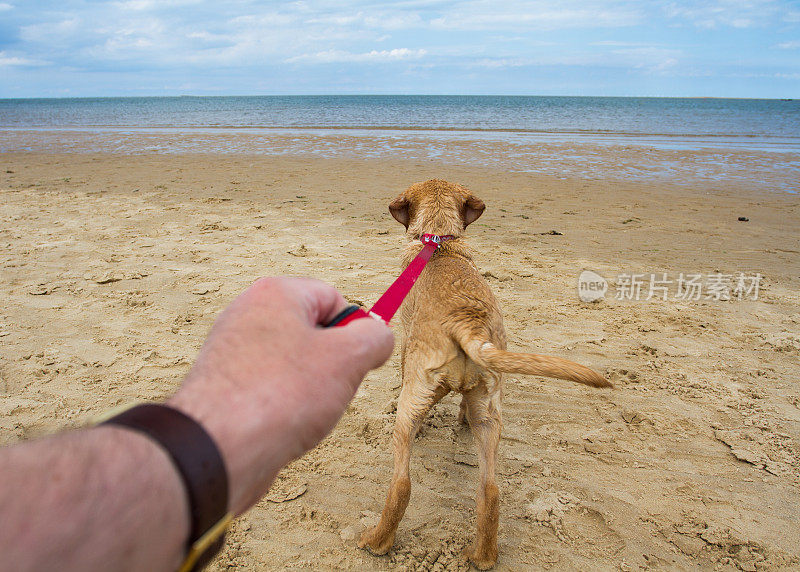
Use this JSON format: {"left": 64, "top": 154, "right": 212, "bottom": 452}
{"left": 420, "top": 234, "right": 454, "bottom": 247}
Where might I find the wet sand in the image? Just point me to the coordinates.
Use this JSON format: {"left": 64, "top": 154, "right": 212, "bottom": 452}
{"left": 1, "top": 150, "right": 799, "bottom": 570}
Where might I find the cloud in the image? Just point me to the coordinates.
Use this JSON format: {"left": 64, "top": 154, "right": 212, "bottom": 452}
{"left": 663, "top": 0, "right": 784, "bottom": 29}
{"left": 590, "top": 41, "right": 648, "bottom": 47}
{"left": 113, "top": 0, "right": 203, "bottom": 9}
{"left": 287, "top": 48, "right": 427, "bottom": 63}
{"left": 470, "top": 57, "right": 531, "bottom": 69}
{"left": 19, "top": 18, "right": 83, "bottom": 44}
{"left": 0, "top": 3, "right": 13, "bottom": 11}
{"left": 430, "top": 2, "right": 642, "bottom": 30}
{"left": 0, "top": 51, "right": 43, "bottom": 67}
{"left": 467, "top": 44, "right": 682, "bottom": 72}
{"left": 648, "top": 57, "right": 679, "bottom": 73}
{"left": 776, "top": 40, "right": 800, "bottom": 49}
{"left": 14, "top": 8, "right": 304, "bottom": 70}
{"left": 305, "top": 11, "right": 424, "bottom": 30}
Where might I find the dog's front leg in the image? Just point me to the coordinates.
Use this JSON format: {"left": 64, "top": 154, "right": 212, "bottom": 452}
{"left": 359, "top": 382, "right": 446, "bottom": 555}
{"left": 461, "top": 385, "right": 502, "bottom": 570}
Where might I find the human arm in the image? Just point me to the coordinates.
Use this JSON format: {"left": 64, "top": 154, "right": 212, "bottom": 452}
{"left": 0, "top": 424, "right": 191, "bottom": 571}
{"left": 0, "top": 277, "right": 394, "bottom": 571}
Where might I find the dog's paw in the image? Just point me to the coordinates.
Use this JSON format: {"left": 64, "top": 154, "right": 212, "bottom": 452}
{"left": 358, "top": 527, "right": 394, "bottom": 556}
{"left": 462, "top": 544, "right": 497, "bottom": 570}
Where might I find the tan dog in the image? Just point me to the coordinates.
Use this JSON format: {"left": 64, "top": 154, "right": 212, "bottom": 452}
{"left": 358, "top": 179, "right": 611, "bottom": 569}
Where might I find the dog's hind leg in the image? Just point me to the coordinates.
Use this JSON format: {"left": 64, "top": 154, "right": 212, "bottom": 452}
{"left": 461, "top": 383, "right": 502, "bottom": 570}
{"left": 458, "top": 396, "right": 468, "bottom": 425}
{"left": 359, "top": 380, "right": 448, "bottom": 556}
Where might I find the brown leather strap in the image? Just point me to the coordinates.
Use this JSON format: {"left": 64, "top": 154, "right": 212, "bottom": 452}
{"left": 102, "top": 403, "right": 229, "bottom": 570}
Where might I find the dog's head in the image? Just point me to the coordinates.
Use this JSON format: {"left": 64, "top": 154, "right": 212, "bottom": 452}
{"left": 388, "top": 179, "right": 485, "bottom": 238}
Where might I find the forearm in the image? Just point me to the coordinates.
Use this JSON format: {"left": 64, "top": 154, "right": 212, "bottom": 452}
{"left": 0, "top": 425, "right": 190, "bottom": 572}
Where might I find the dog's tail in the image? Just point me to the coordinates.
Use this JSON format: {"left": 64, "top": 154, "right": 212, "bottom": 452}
{"left": 461, "top": 339, "right": 612, "bottom": 388}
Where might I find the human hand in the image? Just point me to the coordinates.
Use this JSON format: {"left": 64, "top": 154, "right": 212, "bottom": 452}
{"left": 169, "top": 277, "right": 394, "bottom": 514}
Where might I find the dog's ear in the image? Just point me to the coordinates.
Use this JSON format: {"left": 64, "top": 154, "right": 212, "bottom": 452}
{"left": 462, "top": 194, "right": 485, "bottom": 228}
{"left": 389, "top": 195, "right": 411, "bottom": 229}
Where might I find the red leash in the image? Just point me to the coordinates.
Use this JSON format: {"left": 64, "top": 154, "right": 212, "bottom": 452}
{"left": 325, "top": 234, "right": 454, "bottom": 328}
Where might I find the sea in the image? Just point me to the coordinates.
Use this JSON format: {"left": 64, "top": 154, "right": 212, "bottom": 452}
{"left": 1, "top": 96, "right": 798, "bottom": 191}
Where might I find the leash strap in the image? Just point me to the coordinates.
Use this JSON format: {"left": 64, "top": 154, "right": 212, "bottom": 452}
{"left": 325, "top": 234, "right": 453, "bottom": 327}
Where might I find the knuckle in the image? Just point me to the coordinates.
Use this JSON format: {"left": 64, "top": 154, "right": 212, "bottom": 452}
{"left": 250, "top": 276, "right": 284, "bottom": 296}
{"left": 251, "top": 276, "right": 276, "bottom": 290}
{"left": 245, "top": 277, "right": 290, "bottom": 307}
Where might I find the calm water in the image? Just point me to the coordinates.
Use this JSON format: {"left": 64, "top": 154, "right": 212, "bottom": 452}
{"left": 1, "top": 96, "right": 798, "bottom": 191}
{"left": 1, "top": 95, "right": 798, "bottom": 145}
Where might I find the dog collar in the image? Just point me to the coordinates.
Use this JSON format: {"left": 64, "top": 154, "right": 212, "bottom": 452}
{"left": 420, "top": 233, "right": 455, "bottom": 245}
{"left": 324, "top": 234, "right": 453, "bottom": 328}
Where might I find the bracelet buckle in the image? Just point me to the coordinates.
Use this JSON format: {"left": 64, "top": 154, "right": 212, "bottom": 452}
{"left": 178, "top": 512, "right": 233, "bottom": 572}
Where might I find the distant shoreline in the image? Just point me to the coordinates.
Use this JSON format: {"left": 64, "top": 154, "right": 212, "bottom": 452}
{"left": 3, "top": 125, "right": 799, "bottom": 155}
{"left": 2, "top": 131, "right": 797, "bottom": 194}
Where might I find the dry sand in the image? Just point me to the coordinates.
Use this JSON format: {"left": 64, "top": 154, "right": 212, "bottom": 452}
{"left": 1, "top": 151, "right": 799, "bottom": 571}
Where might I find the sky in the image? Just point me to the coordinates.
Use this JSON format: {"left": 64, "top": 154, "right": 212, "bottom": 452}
{"left": 0, "top": 0, "right": 798, "bottom": 98}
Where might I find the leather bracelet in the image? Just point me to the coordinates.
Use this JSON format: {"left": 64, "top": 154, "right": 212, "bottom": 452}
{"left": 100, "top": 403, "right": 231, "bottom": 572}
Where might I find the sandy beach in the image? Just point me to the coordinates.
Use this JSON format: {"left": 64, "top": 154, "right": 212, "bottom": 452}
{"left": 1, "top": 149, "right": 799, "bottom": 571}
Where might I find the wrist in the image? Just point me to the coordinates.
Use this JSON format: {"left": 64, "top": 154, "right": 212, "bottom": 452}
{"left": 100, "top": 403, "right": 232, "bottom": 571}
{"left": 167, "top": 381, "right": 296, "bottom": 515}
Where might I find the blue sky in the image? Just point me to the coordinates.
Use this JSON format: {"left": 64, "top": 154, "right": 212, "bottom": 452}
{"left": 0, "top": 0, "right": 798, "bottom": 98}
